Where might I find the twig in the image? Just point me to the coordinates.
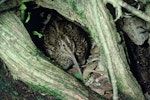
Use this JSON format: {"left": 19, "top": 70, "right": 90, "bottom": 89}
{"left": 120, "top": 1, "right": 150, "bottom": 23}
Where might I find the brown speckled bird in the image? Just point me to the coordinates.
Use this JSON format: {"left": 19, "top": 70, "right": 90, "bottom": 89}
{"left": 44, "top": 19, "right": 88, "bottom": 74}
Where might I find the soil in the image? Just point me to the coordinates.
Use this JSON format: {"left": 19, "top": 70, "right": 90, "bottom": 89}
{"left": 125, "top": 36, "right": 150, "bottom": 95}
{"left": 0, "top": 61, "right": 56, "bottom": 100}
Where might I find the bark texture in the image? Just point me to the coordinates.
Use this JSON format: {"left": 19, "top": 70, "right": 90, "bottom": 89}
{"left": 0, "top": 12, "right": 103, "bottom": 100}
{"left": 36, "top": 0, "right": 145, "bottom": 99}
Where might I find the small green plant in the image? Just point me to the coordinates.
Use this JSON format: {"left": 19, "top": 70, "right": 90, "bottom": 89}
{"left": 74, "top": 73, "right": 83, "bottom": 81}
{"left": 12, "top": 91, "right": 19, "bottom": 96}
{"left": 33, "top": 31, "right": 43, "bottom": 38}
{"left": 19, "top": 3, "right": 26, "bottom": 21}
{"left": 20, "top": 0, "right": 32, "bottom": 22}
{"left": 25, "top": 12, "right": 31, "bottom": 23}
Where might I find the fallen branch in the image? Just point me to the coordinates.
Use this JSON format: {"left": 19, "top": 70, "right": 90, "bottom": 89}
{"left": 0, "top": 11, "right": 103, "bottom": 100}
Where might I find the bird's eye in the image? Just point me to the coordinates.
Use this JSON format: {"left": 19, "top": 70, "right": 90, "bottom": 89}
{"left": 62, "top": 43, "right": 65, "bottom": 46}
{"left": 61, "top": 41, "right": 66, "bottom": 47}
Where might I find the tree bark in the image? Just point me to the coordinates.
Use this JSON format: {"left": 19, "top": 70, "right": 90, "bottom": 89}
{"left": 0, "top": 12, "right": 104, "bottom": 100}
{"left": 36, "top": 0, "right": 145, "bottom": 99}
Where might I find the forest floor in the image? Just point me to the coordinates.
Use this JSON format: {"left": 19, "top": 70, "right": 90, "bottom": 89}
{"left": 125, "top": 37, "right": 150, "bottom": 99}
{"left": 0, "top": 63, "right": 56, "bottom": 100}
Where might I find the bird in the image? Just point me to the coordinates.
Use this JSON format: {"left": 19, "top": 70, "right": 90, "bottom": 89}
{"left": 43, "top": 19, "right": 88, "bottom": 75}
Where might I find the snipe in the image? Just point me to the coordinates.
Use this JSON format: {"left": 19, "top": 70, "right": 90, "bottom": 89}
{"left": 44, "top": 18, "right": 88, "bottom": 74}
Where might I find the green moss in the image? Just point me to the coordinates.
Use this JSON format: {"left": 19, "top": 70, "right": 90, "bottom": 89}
{"left": 116, "top": 77, "right": 124, "bottom": 91}
{"left": 116, "top": 77, "right": 134, "bottom": 100}
{"left": 71, "top": 1, "right": 78, "bottom": 12}
{"left": 118, "top": 90, "right": 134, "bottom": 100}
{"left": 71, "top": 1, "right": 86, "bottom": 22}
{"left": 28, "top": 83, "right": 65, "bottom": 100}
{"left": 12, "top": 91, "right": 19, "bottom": 96}
{"left": 0, "top": 67, "right": 13, "bottom": 93}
